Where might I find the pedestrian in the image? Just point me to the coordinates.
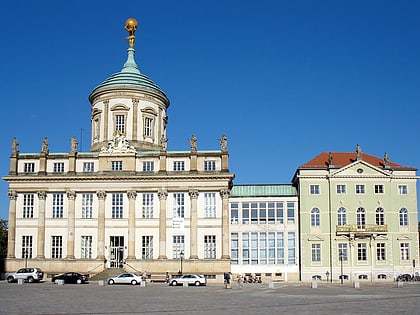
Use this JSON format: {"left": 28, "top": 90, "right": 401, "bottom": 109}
{"left": 165, "top": 272, "right": 170, "bottom": 284}
{"left": 238, "top": 275, "right": 243, "bottom": 288}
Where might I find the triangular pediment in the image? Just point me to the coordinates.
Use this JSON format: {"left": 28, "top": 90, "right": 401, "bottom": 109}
{"left": 307, "top": 235, "right": 324, "bottom": 241}
{"left": 330, "top": 160, "right": 391, "bottom": 178}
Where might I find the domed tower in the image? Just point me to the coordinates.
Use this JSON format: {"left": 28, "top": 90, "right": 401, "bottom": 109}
{"left": 89, "top": 18, "right": 170, "bottom": 152}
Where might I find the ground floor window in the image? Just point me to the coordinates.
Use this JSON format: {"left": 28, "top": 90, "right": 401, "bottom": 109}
{"left": 51, "top": 236, "right": 63, "bottom": 259}
{"left": 81, "top": 236, "right": 92, "bottom": 259}
{"left": 204, "top": 235, "right": 216, "bottom": 259}
{"left": 22, "top": 236, "right": 33, "bottom": 258}
{"left": 173, "top": 235, "right": 185, "bottom": 258}
{"left": 142, "top": 236, "right": 153, "bottom": 259}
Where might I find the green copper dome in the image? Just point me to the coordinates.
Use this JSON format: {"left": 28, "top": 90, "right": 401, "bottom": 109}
{"left": 89, "top": 48, "right": 170, "bottom": 106}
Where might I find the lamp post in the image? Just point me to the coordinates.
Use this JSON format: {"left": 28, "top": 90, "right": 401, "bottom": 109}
{"left": 326, "top": 271, "right": 330, "bottom": 283}
{"left": 180, "top": 250, "right": 184, "bottom": 275}
{"left": 24, "top": 249, "right": 28, "bottom": 268}
{"left": 339, "top": 250, "right": 344, "bottom": 284}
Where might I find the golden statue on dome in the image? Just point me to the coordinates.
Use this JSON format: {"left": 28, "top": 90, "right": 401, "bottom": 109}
{"left": 124, "top": 18, "right": 138, "bottom": 48}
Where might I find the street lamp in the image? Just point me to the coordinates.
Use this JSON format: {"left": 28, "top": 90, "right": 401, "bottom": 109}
{"left": 339, "top": 250, "right": 344, "bottom": 284}
{"left": 180, "top": 250, "right": 184, "bottom": 275}
{"left": 23, "top": 249, "right": 28, "bottom": 268}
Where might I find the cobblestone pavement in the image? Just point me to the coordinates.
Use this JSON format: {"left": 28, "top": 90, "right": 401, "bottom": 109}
{"left": 1, "top": 280, "right": 419, "bottom": 315}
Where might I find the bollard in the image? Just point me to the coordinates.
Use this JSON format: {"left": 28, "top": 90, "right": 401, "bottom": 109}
{"left": 141, "top": 280, "right": 147, "bottom": 287}
{"left": 353, "top": 282, "right": 360, "bottom": 288}
{"left": 397, "top": 281, "right": 403, "bottom": 288}
{"left": 268, "top": 281, "right": 275, "bottom": 289}
{"left": 183, "top": 282, "right": 188, "bottom": 288}
{"left": 17, "top": 278, "right": 24, "bottom": 285}
{"left": 98, "top": 280, "right": 105, "bottom": 286}
{"left": 311, "top": 282, "right": 318, "bottom": 289}
{"left": 56, "top": 279, "right": 64, "bottom": 285}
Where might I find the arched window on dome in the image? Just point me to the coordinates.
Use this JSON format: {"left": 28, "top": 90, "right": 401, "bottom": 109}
{"left": 141, "top": 107, "right": 157, "bottom": 141}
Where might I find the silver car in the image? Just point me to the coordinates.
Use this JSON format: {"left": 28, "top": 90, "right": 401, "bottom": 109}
{"left": 107, "top": 273, "right": 142, "bottom": 285}
{"left": 168, "top": 274, "right": 207, "bottom": 286}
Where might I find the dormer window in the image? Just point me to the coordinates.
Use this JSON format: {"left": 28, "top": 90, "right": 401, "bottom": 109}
{"left": 24, "top": 162, "right": 35, "bottom": 173}
{"left": 141, "top": 107, "right": 157, "bottom": 140}
{"left": 204, "top": 160, "right": 216, "bottom": 171}
{"left": 115, "top": 115, "right": 125, "bottom": 134}
{"left": 173, "top": 161, "right": 185, "bottom": 171}
{"left": 53, "top": 162, "right": 64, "bottom": 173}
{"left": 111, "top": 161, "right": 123, "bottom": 171}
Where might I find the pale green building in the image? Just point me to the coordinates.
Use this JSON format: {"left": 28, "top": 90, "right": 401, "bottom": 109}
{"left": 293, "top": 147, "right": 418, "bottom": 282}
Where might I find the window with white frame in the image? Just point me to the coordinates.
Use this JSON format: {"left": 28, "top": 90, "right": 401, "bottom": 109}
{"left": 251, "top": 203, "right": 258, "bottom": 224}
{"left": 22, "top": 236, "right": 33, "bottom": 259}
{"left": 277, "top": 232, "right": 285, "bottom": 264}
{"left": 82, "top": 193, "right": 93, "bottom": 219}
{"left": 356, "top": 207, "right": 366, "bottom": 228}
{"left": 337, "top": 207, "right": 347, "bottom": 226}
{"left": 93, "top": 117, "right": 100, "bottom": 140}
{"left": 204, "top": 235, "right": 216, "bottom": 259}
{"left": 399, "top": 208, "right": 408, "bottom": 226}
{"left": 142, "top": 236, "right": 153, "bottom": 259}
{"left": 240, "top": 232, "right": 285, "bottom": 265}
{"left": 311, "top": 244, "right": 321, "bottom": 262}
{"left": 357, "top": 243, "right": 367, "bottom": 261}
{"left": 83, "top": 162, "right": 94, "bottom": 172}
{"left": 310, "top": 184, "right": 320, "bottom": 194}
{"left": 288, "top": 232, "right": 296, "bottom": 264}
{"left": 53, "top": 162, "right": 64, "bottom": 172}
{"left": 338, "top": 243, "right": 348, "bottom": 261}
{"left": 24, "top": 162, "right": 35, "bottom": 173}
{"left": 52, "top": 193, "right": 64, "bottom": 218}
{"left": 336, "top": 184, "right": 346, "bottom": 194}
{"left": 51, "top": 236, "right": 63, "bottom": 259}
{"left": 144, "top": 117, "right": 153, "bottom": 137}
{"left": 142, "top": 193, "right": 154, "bottom": 218}
{"left": 112, "top": 193, "right": 124, "bottom": 218}
{"left": 242, "top": 233, "right": 249, "bottom": 264}
{"left": 374, "top": 184, "right": 384, "bottom": 194}
{"left": 142, "top": 161, "right": 154, "bottom": 172}
{"left": 277, "top": 202, "right": 284, "bottom": 224}
{"left": 204, "top": 160, "right": 216, "bottom": 171}
{"left": 242, "top": 203, "right": 249, "bottom": 224}
{"left": 23, "top": 194, "right": 34, "bottom": 218}
{"left": 230, "top": 203, "right": 238, "bottom": 224}
{"left": 204, "top": 193, "right": 216, "bottom": 218}
{"left": 250, "top": 232, "right": 258, "bottom": 264}
{"left": 287, "top": 203, "right": 295, "bottom": 224}
{"left": 376, "top": 243, "right": 386, "bottom": 261}
{"left": 173, "top": 193, "right": 185, "bottom": 218}
{"left": 398, "top": 185, "right": 408, "bottom": 195}
{"left": 81, "top": 236, "right": 92, "bottom": 259}
{"left": 311, "top": 208, "right": 320, "bottom": 227}
{"left": 173, "top": 161, "right": 185, "bottom": 171}
{"left": 356, "top": 184, "right": 365, "bottom": 194}
{"left": 400, "top": 243, "right": 410, "bottom": 260}
{"left": 230, "top": 233, "right": 239, "bottom": 264}
{"left": 111, "top": 161, "right": 123, "bottom": 171}
{"left": 375, "top": 208, "right": 385, "bottom": 225}
{"left": 172, "top": 235, "right": 185, "bottom": 258}
{"left": 115, "top": 115, "right": 125, "bottom": 134}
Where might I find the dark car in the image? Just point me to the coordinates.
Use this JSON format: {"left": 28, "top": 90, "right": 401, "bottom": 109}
{"left": 52, "top": 272, "right": 89, "bottom": 284}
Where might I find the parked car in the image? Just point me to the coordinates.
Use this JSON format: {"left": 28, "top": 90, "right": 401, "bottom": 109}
{"left": 107, "top": 273, "right": 143, "bottom": 285}
{"left": 7, "top": 268, "right": 44, "bottom": 283}
{"left": 168, "top": 274, "right": 207, "bottom": 286}
{"left": 51, "top": 272, "right": 89, "bottom": 284}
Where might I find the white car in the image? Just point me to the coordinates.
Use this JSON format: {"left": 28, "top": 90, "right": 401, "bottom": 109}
{"left": 107, "top": 273, "right": 143, "bottom": 285}
{"left": 168, "top": 274, "right": 207, "bottom": 286}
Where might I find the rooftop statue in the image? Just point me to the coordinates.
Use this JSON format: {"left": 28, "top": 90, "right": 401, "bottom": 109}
{"left": 124, "top": 18, "right": 138, "bottom": 48}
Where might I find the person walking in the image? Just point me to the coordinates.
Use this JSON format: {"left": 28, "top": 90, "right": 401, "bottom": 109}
{"left": 238, "top": 275, "right": 243, "bottom": 289}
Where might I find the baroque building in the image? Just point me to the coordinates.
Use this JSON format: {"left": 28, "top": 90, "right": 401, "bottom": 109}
{"left": 3, "top": 18, "right": 234, "bottom": 281}
{"left": 293, "top": 146, "right": 419, "bottom": 282}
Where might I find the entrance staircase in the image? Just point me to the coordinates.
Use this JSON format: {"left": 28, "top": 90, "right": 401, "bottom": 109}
{"left": 89, "top": 268, "right": 125, "bottom": 281}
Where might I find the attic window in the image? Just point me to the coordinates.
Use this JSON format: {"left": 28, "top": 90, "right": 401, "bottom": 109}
{"left": 357, "top": 168, "right": 363, "bottom": 174}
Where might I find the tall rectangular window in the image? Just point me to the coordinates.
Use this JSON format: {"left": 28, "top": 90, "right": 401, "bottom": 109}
{"left": 81, "top": 236, "right": 92, "bottom": 259}
{"left": 356, "top": 184, "right": 365, "bottom": 194}
{"left": 53, "top": 162, "right": 64, "bottom": 172}
{"left": 173, "top": 193, "right": 184, "bottom": 218}
{"left": 400, "top": 243, "right": 410, "bottom": 260}
{"left": 259, "top": 232, "right": 267, "bottom": 264}
{"left": 251, "top": 232, "right": 258, "bottom": 264}
{"left": 338, "top": 243, "right": 348, "bottom": 261}
{"left": 310, "top": 184, "right": 320, "bottom": 194}
{"left": 288, "top": 232, "right": 296, "bottom": 264}
{"left": 230, "top": 203, "right": 238, "bottom": 224}
{"left": 112, "top": 193, "right": 124, "bottom": 218}
{"left": 142, "top": 194, "right": 154, "bottom": 218}
{"left": 242, "top": 203, "right": 249, "bottom": 224}
{"left": 173, "top": 161, "right": 185, "bottom": 171}
{"left": 142, "top": 161, "right": 154, "bottom": 172}
{"left": 242, "top": 233, "right": 249, "bottom": 264}
{"left": 277, "top": 202, "right": 284, "bottom": 224}
{"left": 142, "top": 236, "right": 153, "bottom": 259}
{"left": 115, "top": 115, "right": 125, "bottom": 134}
{"left": 230, "top": 233, "right": 239, "bottom": 264}
{"left": 376, "top": 243, "right": 386, "bottom": 261}
{"left": 204, "top": 235, "right": 216, "bottom": 259}
{"left": 22, "top": 236, "right": 33, "bottom": 258}
{"left": 204, "top": 160, "right": 216, "bottom": 171}
{"left": 23, "top": 194, "right": 34, "bottom": 218}
{"left": 287, "top": 203, "right": 295, "bottom": 224}
{"left": 204, "top": 193, "right": 216, "bottom": 218}
{"left": 83, "top": 162, "right": 94, "bottom": 172}
{"left": 52, "top": 193, "right": 64, "bottom": 218}
{"left": 250, "top": 203, "right": 258, "bottom": 224}
{"left": 82, "top": 193, "right": 93, "bottom": 219}
{"left": 111, "top": 161, "right": 123, "bottom": 171}
{"left": 277, "top": 232, "right": 284, "bottom": 264}
{"left": 173, "top": 235, "right": 185, "bottom": 258}
{"left": 268, "top": 232, "right": 276, "bottom": 264}
{"left": 336, "top": 185, "right": 346, "bottom": 194}
{"left": 357, "top": 243, "right": 367, "bottom": 261}
{"left": 51, "top": 236, "right": 63, "bottom": 259}
{"left": 311, "top": 244, "right": 321, "bottom": 262}
{"left": 144, "top": 117, "right": 153, "bottom": 137}
{"left": 24, "top": 162, "right": 35, "bottom": 173}
{"left": 267, "top": 202, "right": 275, "bottom": 224}
{"left": 398, "top": 185, "right": 408, "bottom": 195}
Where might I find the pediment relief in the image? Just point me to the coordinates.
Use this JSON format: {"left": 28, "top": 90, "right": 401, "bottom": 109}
{"left": 330, "top": 160, "right": 391, "bottom": 178}
{"left": 92, "top": 108, "right": 102, "bottom": 116}
{"left": 111, "top": 104, "right": 130, "bottom": 111}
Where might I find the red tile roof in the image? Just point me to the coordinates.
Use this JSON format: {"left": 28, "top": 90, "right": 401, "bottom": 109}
{"left": 299, "top": 152, "right": 417, "bottom": 171}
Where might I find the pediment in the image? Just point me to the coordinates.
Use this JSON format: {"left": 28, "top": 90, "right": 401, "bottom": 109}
{"left": 111, "top": 103, "right": 130, "bottom": 111}
{"left": 397, "top": 235, "right": 412, "bottom": 241}
{"left": 330, "top": 160, "right": 391, "bottom": 178}
{"left": 307, "top": 235, "right": 324, "bottom": 241}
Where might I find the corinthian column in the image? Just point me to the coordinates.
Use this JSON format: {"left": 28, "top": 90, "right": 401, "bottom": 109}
{"left": 7, "top": 190, "right": 17, "bottom": 258}
{"left": 220, "top": 189, "right": 230, "bottom": 259}
{"left": 127, "top": 190, "right": 137, "bottom": 259}
{"left": 66, "top": 190, "right": 76, "bottom": 259}
{"left": 36, "top": 191, "right": 46, "bottom": 259}
{"left": 189, "top": 190, "right": 199, "bottom": 259}
{"left": 96, "top": 191, "right": 106, "bottom": 260}
{"left": 158, "top": 190, "right": 168, "bottom": 259}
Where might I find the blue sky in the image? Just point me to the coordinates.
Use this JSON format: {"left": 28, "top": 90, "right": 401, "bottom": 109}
{"left": 0, "top": 0, "right": 419, "bottom": 220}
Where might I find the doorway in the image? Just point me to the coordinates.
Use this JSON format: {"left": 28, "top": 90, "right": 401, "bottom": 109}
{"left": 109, "top": 236, "right": 124, "bottom": 268}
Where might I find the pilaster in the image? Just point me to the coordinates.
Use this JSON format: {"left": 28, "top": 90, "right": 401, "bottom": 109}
{"left": 158, "top": 190, "right": 168, "bottom": 259}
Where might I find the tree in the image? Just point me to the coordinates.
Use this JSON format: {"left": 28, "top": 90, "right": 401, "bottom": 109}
{"left": 0, "top": 219, "right": 8, "bottom": 257}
